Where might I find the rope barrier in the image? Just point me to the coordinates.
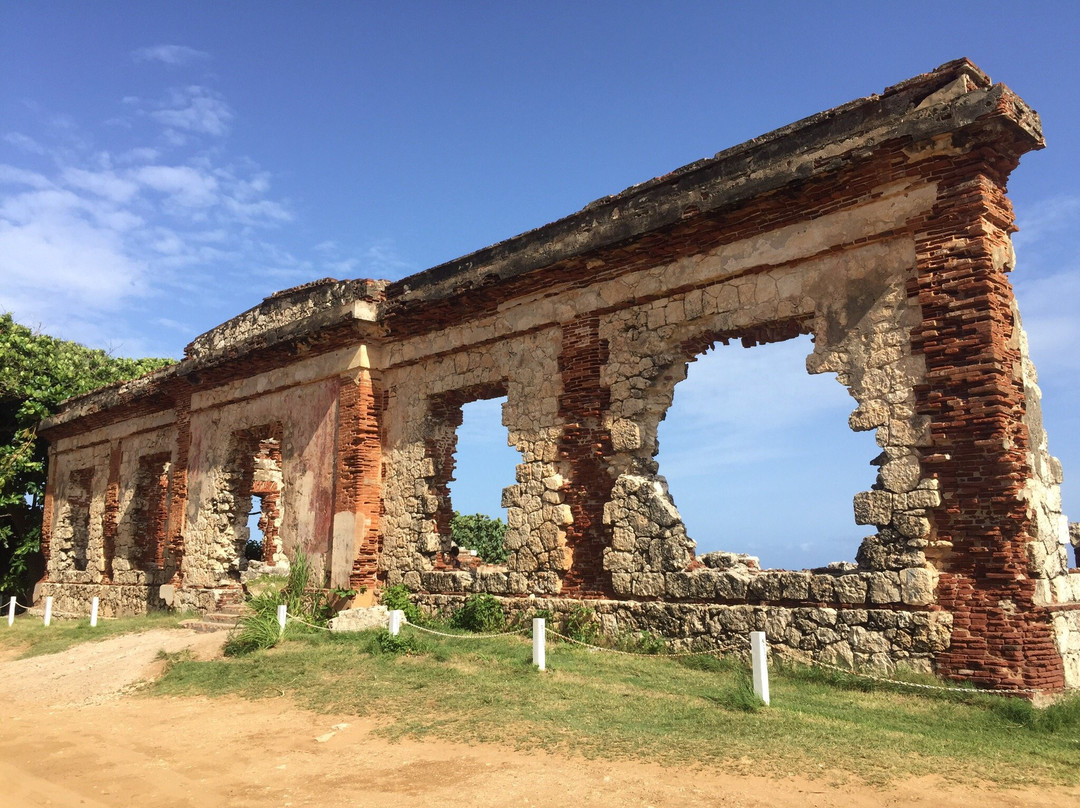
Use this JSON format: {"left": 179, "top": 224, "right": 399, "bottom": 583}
{"left": 5, "top": 598, "right": 114, "bottom": 621}
{"left": 401, "top": 622, "right": 528, "bottom": 640}
{"left": 807, "top": 658, "right": 1042, "bottom": 696}
{"left": 284, "top": 612, "right": 334, "bottom": 632}
{"left": 543, "top": 628, "right": 747, "bottom": 658}
{"left": 536, "top": 628, "right": 1040, "bottom": 696}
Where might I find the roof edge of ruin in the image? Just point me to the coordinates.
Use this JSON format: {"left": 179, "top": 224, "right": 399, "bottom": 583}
{"left": 383, "top": 58, "right": 1042, "bottom": 306}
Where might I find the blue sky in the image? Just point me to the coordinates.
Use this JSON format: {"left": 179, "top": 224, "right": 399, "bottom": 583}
{"left": 2, "top": 2, "right": 1078, "bottom": 569}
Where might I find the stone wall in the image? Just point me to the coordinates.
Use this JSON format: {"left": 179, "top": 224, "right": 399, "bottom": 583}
{"left": 36, "top": 60, "right": 1079, "bottom": 691}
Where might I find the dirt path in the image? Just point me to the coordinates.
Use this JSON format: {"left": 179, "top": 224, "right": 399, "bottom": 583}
{"left": 0, "top": 629, "right": 1076, "bottom": 807}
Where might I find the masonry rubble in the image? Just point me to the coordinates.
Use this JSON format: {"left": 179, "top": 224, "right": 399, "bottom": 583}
{"left": 36, "top": 60, "right": 1080, "bottom": 693}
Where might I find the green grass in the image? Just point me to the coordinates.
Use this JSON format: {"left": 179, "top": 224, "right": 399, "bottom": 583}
{"left": 0, "top": 611, "right": 189, "bottom": 658}
{"left": 153, "top": 628, "right": 1080, "bottom": 787}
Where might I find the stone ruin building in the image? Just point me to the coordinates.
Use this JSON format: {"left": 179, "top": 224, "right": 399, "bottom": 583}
{"left": 37, "top": 60, "right": 1080, "bottom": 693}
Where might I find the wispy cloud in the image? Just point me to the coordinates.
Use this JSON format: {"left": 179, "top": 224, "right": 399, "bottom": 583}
{"left": 314, "top": 237, "right": 414, "bottom": 280}
{"left": 150, "top": 86, "right": 233, "bottom": 137}
{"left": 3, "top": 132, "right": 46, "bottom": 155}
{"left": 1012, "top": 194, "right": 1080, "bottom": 387}
{"left": 132, "top": 45, "right": 211, "bottom": 66}
{"left": 0, "top": 80, "right": 305, "bottom": 355}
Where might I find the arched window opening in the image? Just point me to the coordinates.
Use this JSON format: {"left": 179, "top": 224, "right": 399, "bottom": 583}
{"left": 655, "top": 333, "right": 878, "bottom": 570}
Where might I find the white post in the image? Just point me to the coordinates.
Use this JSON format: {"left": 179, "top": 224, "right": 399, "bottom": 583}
{"left": 90, "top": 597, "right": 99, "bottom": 628}
{"left": 388, "top": 609, "right": 403, "bottom": 636}
{"left": 750, "top": 630, "right": 770, "bottom": 706}
{"left": 532, "top": 618, "right": 546, "bottom": 671}
{"left": 44, "top": 596, "right": 53, "bottom": 627}
{"left": 276, "top": 604, "right": 287, "bottom": 635}
{"left": 7, "top": 596, "right": 15, "bottom": 627}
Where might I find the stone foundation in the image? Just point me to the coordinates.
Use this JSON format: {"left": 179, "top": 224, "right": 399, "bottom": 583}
{"left": 413, "top": 594, "right": 951, "bottom": 673}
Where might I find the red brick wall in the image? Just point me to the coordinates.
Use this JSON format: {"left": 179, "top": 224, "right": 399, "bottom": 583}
{"left": 558, "top": 316, "right": 614, "bottom": 597}
{"left": 165, "top": 386, "right": 191, "bottom": 583}
{"left": 909, "top": 148, "right": 1065, "bottom": 692}
{"left": 334, "top": 373, "right": 386, "bottom": 590}
{"left": 101, "top": 444, "right": 122, "bottom": 581}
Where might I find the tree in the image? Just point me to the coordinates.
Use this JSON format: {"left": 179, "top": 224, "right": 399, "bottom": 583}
{"left": 450, "top": 511, "right": 508, "bottom": 563}
{"left": 0, "top": 314, "right": 174, "bottom": 601}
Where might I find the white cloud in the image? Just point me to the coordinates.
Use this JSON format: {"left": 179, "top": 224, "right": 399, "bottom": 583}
{"left": 222, "top": 195, "right": 292, "bottom": 224}
{"left": 151, "top": 86, "right": 233, "bottom": 137}
{"left": 1011, "top": 194, "right": 1080, "bottom": 386}
{"left": 116, "top": 147, "right": 161, "bottom": 164}
{"left": 0, "top": 82, "right": 311, "bottom": 354}
{"left": 61, "top": 167, "right": 140, "bottom": 203}
{"left": 0, "top": 165, "right": 53, "bottom": 189}
{"left": 132, "top": 164, "right": 220, "bottom": 208}
{"left": 663, "top": 335, "right": 855, "bottom": 435}
{"left": 3, "top": 132, "right": 46, "bottom": 154}
{"left": 0, "top": 213, "right": 147, "bottom": 322}
{"left": 132, "top": 45, "right": 211, "bottom": 66}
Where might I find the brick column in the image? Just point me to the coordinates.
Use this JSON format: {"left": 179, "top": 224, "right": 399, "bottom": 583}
{"left": 557, "top": 315, "right": 614, "bottom": 597}
{"left": 331, "top": 370, "right": 384, "bottom": 591}
{"left": 165, "top": 386, "right": 191, "bottom": 584}
{"left": 911, "top": 148, "right": 1065, "bottom": 692}
{"left": 101, "top": 443, "right": 122, "bottom": 582}
{"left": 39, "top": 446, "right": 57, "bottom": 579}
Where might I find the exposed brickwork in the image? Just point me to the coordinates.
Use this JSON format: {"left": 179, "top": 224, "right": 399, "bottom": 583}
{"left": 558, "top": 316, "right": 614, "bottom": 597}
{"left": 909, "top": 146, "right": 1068, "bottom": 692}
{"left": 132, "top": 453, "right": 172, "bottom": 571}
{"left": 39, "top": 452, "right": 56, "bottom": 568}
{"left": 334, "top": 374, "right": 387, "bottom": 590}
{"left": 101, "top": 444, "right": 122, "bottom": 581}
{"left": 165, "top": 386, "right": 191, "bottom": 584}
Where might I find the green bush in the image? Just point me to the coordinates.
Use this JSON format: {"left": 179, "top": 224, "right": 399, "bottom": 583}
{"left": 452, "top": 593, "right": 506, "bottom": 633}
{"left": 614, "top": 629, "right": 666, "bottom": 655}
{"left": 381, "top": 583, "right": 423, "bottom": 625}
{"left": 373, "top": 628, "right": 423, "bottom": 655}
{"left": 450, "top": 511, "right": 508, "bottom": 563}
{"left": 560, "top": 604, "right": 599, "bottom": 644}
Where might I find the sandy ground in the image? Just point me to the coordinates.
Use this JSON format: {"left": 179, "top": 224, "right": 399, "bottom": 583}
{"left": 0, "top": 629, "right": 1076, "bottom": 808}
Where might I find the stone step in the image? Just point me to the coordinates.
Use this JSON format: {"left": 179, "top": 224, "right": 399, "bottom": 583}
{"left": 180, "top": 619, "right": 234, "bottom": 634}
{"left": 202, "top": 610, "right": 246, "bottom": 624}
{"left": 180, "top": 604, "right": 251, "bottom": 633}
